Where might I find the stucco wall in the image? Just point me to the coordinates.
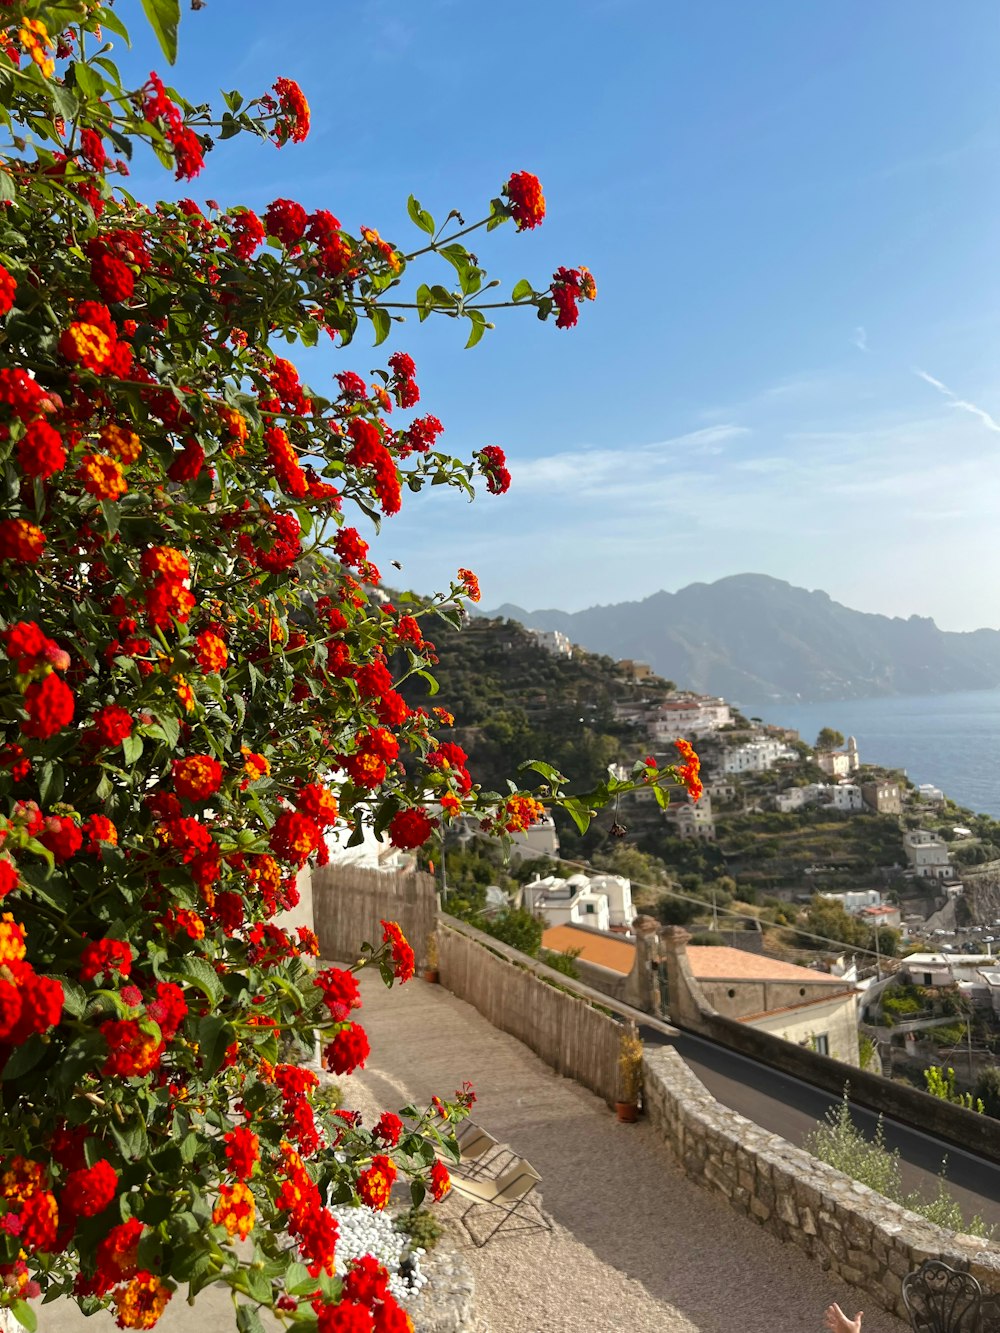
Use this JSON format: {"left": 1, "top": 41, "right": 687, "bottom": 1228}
{"left": 571, "top": 956, "right": 628, "bottom": 1002}
{"left": 696, "top": 976, "right": 856, "bottom": 1022}
{"left": 745, "top": 993, "right": 861, "bottom": 1065}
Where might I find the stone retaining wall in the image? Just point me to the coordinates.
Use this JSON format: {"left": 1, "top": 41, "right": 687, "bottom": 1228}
{"left": 644, "top": 1046, "right": 1000, "bottom": 1322}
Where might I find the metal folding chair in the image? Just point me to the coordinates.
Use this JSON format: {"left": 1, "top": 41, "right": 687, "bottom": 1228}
{"left": 450, "top": 1158, "right": 551, "bottom": 1247}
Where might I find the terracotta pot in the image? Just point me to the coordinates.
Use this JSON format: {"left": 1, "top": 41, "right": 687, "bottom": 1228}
{"left": 615, "top": 1100, "right": 639, "bottom": 1123}
{"left": 422, "top": 968, "right": 440, "bottom": 984}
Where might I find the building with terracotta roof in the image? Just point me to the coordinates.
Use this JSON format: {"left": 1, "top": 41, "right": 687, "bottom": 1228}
{"left": 540, "top": 925, "right": 861, "bottom": 1064}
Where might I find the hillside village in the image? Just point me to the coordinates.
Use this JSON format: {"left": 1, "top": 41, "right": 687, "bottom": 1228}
{"left": 412, "top": 615, "right": 1000, "bottom": 1097}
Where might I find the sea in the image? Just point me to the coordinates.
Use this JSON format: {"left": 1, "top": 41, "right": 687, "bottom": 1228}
{"left": 756, "top": 689, "right": 1000, "bottom": 820}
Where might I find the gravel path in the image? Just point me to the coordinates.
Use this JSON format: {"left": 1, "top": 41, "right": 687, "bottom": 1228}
{"left": 348, "top": 972, "right": 910, "bottom": 1333}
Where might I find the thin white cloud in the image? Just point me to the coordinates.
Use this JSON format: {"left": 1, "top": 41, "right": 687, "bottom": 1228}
{"left": 915, "top": 368, "right": 1000, "bottom": 435}
{"left": 853, "top": 326, "right": 868, "bottom": 352}
{"left": 511, "top": 425, "right": 750, "bottom": 494}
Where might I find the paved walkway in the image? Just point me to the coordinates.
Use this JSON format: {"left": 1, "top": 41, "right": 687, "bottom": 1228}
{"left": 348, "top": 973, "right": 909, "bottom": 1333}
{"left": 40, "top": 970, "right": 909, "bottom": 1332}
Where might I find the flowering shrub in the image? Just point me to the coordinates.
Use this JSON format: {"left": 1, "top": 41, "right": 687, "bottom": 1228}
{"left": 0, "top": 4, "right": 695, "bottom": 1330}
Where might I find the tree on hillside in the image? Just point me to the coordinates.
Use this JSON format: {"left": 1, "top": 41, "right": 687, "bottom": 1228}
{"left": 591, "top": 844, "right": 670, "bottom": 888}
{"left": 816, "top": 728, "right": 845, "bottom": 751}
{"left": 654, "top": 892, "right": 701, "bottom": 927}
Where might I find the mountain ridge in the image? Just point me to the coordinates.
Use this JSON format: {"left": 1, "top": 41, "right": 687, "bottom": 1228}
{"left": 483, "top": 574, "right": 1000, "bottom": 704}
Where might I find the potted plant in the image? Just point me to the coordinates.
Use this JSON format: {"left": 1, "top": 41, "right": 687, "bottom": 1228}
{"left": 616, "top": 1021, "right": 643, "bottom": 1122}
{"left": 423, "top": 930, "right": 440, "bottom": 984}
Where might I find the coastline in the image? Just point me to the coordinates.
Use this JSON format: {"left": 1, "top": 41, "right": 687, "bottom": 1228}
{"left": 758, "top": 688, "right": 1000, "bottom": 820}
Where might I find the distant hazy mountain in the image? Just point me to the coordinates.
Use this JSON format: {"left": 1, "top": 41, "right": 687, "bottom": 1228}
{"left": 485, "top": 574, "right": 1000, "bottom": 704}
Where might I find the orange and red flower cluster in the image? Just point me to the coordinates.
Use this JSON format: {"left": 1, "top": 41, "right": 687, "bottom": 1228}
{"left": 505, "top": 171, "right": 546, "bottom": 230}
{"left": 551, "top": 266, "right": 597, "bottom": 329}
{"left": 276, "top": 1144, "right": 339, "bottom": 1278}
{"left": 674, "top": 738, "right": 703, "bottom": 802}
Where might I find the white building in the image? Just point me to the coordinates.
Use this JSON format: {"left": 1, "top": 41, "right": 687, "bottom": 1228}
{"left": 508, "top": 813, "right": 560, "bottom": 863}
{"left": 523, "top": 871, "right": 634, "bottom": 932}
{"left": 902, "top": 953, "right": 998, "bottom": 988}
{"left": 528, "top": 627, "right": 573, "bottom": 658}
{"left": 665, "top": 792, "right": 715, "bottom": 840}
{"left": 649, "top": 696, "right": 731, "bottom": 742}
{"left": 830, "top": 783, "right": 864, "bottom": 812}
{"left": 902, "top": 829, "right": 953, "bottom": 881}
{"left": 817, "top": 736, "right": 860, "bottom": 778}
{"left": 917, "top": 783, "right": 945, "bottom": 804}
{"left": 723, "top": 739, "right": 796, "bottom": 774}
{"left": 858, "top": 903, "right": 901, "bottom": 930}
{"left": 775, "top": 781, "right": 862, "bottom": 814}
{"left": 818, "top": 889, "right": 882, "bottom": 915}
{"left": 776, "top": 784, "right": 822, "bottom": 813}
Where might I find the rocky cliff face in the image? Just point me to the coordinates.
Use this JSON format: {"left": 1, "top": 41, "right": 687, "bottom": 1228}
{"left": 489, "top": 574, "right": 1000, "bottom": 704}
{"left": 959, "top": 863, "right": 1000, "bottom": 925}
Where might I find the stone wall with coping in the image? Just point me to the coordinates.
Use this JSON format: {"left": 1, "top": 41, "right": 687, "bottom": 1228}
{"left": 644, "top": 1045, "right": 1000, "bottom": 1322}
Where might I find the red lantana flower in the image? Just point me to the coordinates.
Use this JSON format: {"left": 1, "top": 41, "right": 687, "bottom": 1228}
{"left": 61, "top": 1160, "right": 117, "bottom": 1219}
{"left": 172, "top": 754, "right": 223, "bottom": 801}
{"left": 380, "top": 920, "right": 415, "bottom": 982}
{"left": 272, "top": 77, "right": 311, "bottom": 144}
{"left": 505, "top": 171, "right": 546, "bottom": 230}
{"left": 0, "top": 264, "right": 16, "bottom": 315}
{"left": 90, "top": 704, "right": 133, "bottom": 748}
{"left": 22, "top": 672, "right": 74, "bottom": 738}
{"left": 429, "top": 1159, "right": 451, "bottom": 1202}
{"left": 387, "top": 807, "right": 435, "bottom": 851}
{"left": 324, "top": 1022, "right": 370, "bottom": 1075}
{"left": 17, "top": 419, "right": 66, "bottom": 480}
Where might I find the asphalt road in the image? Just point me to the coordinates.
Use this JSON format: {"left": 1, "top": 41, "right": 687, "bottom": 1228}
{"left": 641, "top": 1023, "right": 1000, "bottom": 1230}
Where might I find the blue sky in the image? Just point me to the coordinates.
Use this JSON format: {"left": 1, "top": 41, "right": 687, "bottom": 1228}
{"left": 119, "top": 1, "right": 1000, "bottom": 629}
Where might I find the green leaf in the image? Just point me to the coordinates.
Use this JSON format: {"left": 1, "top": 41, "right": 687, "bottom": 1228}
{"left": 409, "top": 1179, "right": 426, "bottom": 1208}
{"left": 369, "top": 306, "right": 391, "bottom": 346}
{"left": 156, "top": 712, "right": 180, "bottom": 750}
{"left": 100, "top": 500, "right": 120, "bottom": 537}
{"left": 36, "top": 760, "right": 64, "bottom": 806}
{"left": 519, "top": 759, "right": 567, "bottom": 785}
{"left": 244, "top": 1265, "right": 272, "bottom": 1304}
{"left": 285, "top": 1262, "right": 314, "bottom": 1296}
{"left": 415, "top": 283, "right": 433, "bottom": 322}
{"left": 1, "top": 1035, "right": 46, "bottom": 1081}
{"left": 98, "top": 9, "right": 132, "bottom": 44}
{"left": 0, "top": 173, "right": 16, "bottom": 204}
{"left": 406, "top": 195, "right": 435, "bottom": 235}
{"left": 71, "top": 61, "right": 107, "bottom": 99}
{"left": 235, "top": 1303, "right": 266, "bottom": 1333}
{"left": 111, "top": 1113, "right": 149, "bottom": 1163}
{"left": 415, "top": 669, "right": 439, "bottom": 697}
{"left": 121, "top": 733, "right": 143, "bottom": 767}
{"left": 140, "top": 0, "right": 181, "bottom": 64}
{"left": 511, "top": 278, "right": 533, "bottom": 302}
{"left": 464, "top": 309, "right": 487, "bottom": 349}
{"left": 197, "top": 1014, "right": 233, "bottom": 1077}
{"left": 10, "top": 1298, "right": 36, "bottom": 1332}
{"left": 561, "top": 797, "right": 592, "bottom": 835}
{"left": 51, "top": 975, "right": 86, "bottom": 1018}
{"left": 50, "top": 84, "right": 80, "bottom": 122}
{"left": 175, "top": 956, "right": 223, "bottom": 1007}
